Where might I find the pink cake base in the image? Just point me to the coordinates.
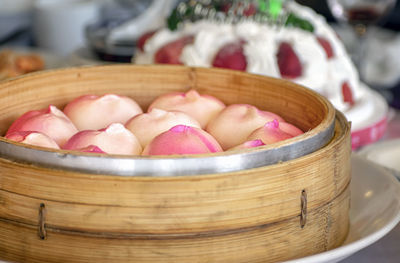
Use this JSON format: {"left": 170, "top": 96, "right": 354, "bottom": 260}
{"left": 347, "top": 86, "right": 388, "bottom": 150}
{"left": 351, "top": 116, "right": 388, "bottom": 150}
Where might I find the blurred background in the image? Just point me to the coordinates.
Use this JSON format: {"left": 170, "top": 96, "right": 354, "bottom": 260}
{"left": 1, "top": 0, "right": 400, "bottom": 107}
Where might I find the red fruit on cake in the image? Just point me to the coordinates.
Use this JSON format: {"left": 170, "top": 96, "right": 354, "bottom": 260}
{"left": 154, "top": 35, "right": 194, "bottom": 64}
{"left": 212, "top": 41, "right": 247, "bottom": 71}
{"left": 276, "top": 42, "right": 302, "bottom": 79}
{"left": 137, "top": 30, "right": 157, "bottom": 52}
{"left": 317, "top": 37, "right": 334, "bottom": 59}
{"left": 243, "top": 4, "right": 257, "bottom": 16}
{"left": 342, "top": 81, "right": 354, "bottom": 106}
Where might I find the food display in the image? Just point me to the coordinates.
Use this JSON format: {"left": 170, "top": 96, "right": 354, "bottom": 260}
{"left": 4, "top": 89, "right": 304, "bottom": 155}
{"left": 0, "top": 65, "right": 350, "bottom": 263}
{"left": 0, "top": 49, "right": 44, "bottom": 80}
{"left": 134, "top": 1, "right": 388, "bottom": 148}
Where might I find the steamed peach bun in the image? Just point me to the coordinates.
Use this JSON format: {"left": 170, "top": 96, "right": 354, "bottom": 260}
{"left": 143, "top": 125, "right": 222, "bottom": 156}
{"left": 63, "top": 123, "right": 142, "bottom": 155}
{"left": 206, "top": 104, "right": 285, "bottom": 150}
{"left": 63, "top": 94, "right": 143, "bottom": 130}
{"left": 4, "top": 90, "right": 304, "bottom": 156}
{"left": 6, "top": 105, "right": 78, "bottom": 147}
{"left": 148, "top": 89, "right": 225, "bottom": 128}
{"left": 125, "top": 108, "right": 201, "bottom": 147}
{"left": 6, "top": 131, "right": 60, "bottom": 149}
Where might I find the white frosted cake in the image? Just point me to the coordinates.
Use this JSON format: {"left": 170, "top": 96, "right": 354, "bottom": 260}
{"left": 134, "top": 1, "right": 388, "bottom": 145}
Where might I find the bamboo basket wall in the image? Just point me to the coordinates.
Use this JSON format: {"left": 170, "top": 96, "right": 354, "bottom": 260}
{"left": 0, "top": 65, "right": 351, "bottom": 263}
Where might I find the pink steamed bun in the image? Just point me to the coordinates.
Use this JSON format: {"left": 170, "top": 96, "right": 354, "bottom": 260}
{"left": 206, "top": 104, "right": 284, "bottom": 150}
{"left": 6, "top": 105, "right": 78, "bottom": 147}
{"left": 63, "top": 94, "right": 142, "bottom": 130}
{"left": 125, "top": 108, "right": 201, "bottom": 147}
{"left": 148, "top": 89, "right": 225, "bottom": 128}
{"left": 63, "top": 123, "right": 142, "bottom": 155}
{"left": 143, "top": 125, "right": 222, "bottom": 156}
{"left": 6, "top": 131, "right": 60, "bottom": 149}
{"left": 247, "top": 120, "right": 303, "bottom": 144}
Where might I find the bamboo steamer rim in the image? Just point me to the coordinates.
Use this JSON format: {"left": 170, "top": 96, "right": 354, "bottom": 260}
{"left": 0, "top": 65, "right": 337, "bottom": 176}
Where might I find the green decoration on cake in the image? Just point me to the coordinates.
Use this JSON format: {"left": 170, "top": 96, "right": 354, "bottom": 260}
{"left": 285, "top": 12, "right": 315, "bottom": 32}
{"left": 167, "top": 0, "right": 315, "bottom": 33}
{"left": 267, "top": 0, "right": 282, "bottom": 19}
{"left": 167, "top": 8, "right": 180, "bottom": 31}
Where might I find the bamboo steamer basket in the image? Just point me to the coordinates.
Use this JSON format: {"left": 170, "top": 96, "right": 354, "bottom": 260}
{"left": 0, "top": 65, "right": 351, "bottom": 263}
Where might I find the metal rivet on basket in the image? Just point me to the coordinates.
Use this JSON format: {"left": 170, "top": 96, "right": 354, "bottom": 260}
{"left": 38, "top": 203, "right": 47, "bottom": 240}
{"left": 300, "top": 190, "right": 307, "bottom": 228}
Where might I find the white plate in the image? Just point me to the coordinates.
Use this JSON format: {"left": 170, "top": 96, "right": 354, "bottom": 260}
{"left": 284, "top": 154, "right": 400, "bottom": 263}
{"left": 0, "top": 155, "right": 399, "bottom": 263}
{"left": 358, "top": 138, "right": 400, "bottom": 179}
